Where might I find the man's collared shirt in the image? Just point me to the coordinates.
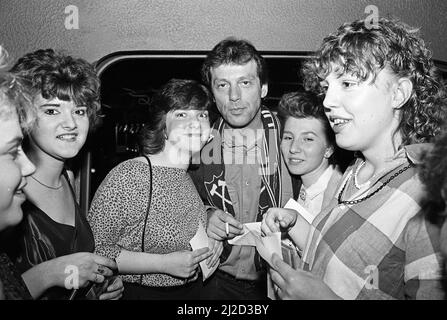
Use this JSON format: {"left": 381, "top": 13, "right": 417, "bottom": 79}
{"left": 220, "top": 116, "right": 264, "bottom": 281}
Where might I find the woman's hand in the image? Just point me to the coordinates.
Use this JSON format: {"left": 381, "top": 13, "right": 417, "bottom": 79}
{"left": 206, "top": 238, "right": 223, "bottom": 268}
{"left": 50, "top": 252, "right": 117, "bottom": 289}
{"left": 165, "top": 247, "right": 212, "bottom": 278}
{"left": 261, "top": 208, "right": 298, "bottom": 235}
{"left": 22, "top": 252, "right": 118, "bottom": 299}
{"left": 99, "top": 276, "right": 124, "bottom": 300}
{"left": 269, "top": 253, "right": 341, "bottom": 300}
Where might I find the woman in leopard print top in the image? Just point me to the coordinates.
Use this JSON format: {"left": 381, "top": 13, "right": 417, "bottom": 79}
{"left": 88, "top": 79, "right": 222, "bottom": 299}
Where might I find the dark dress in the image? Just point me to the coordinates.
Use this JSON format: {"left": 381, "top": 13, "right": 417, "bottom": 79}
{"left": 13, "top": 171, "right": 94, "bottom": 299}
{"left": 0, "top": 253, "right": 32, "bottom": 300}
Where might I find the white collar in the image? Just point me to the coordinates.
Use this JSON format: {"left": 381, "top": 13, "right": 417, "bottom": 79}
{"left": 301, "top": 165, "right": 335, "bottom": 200}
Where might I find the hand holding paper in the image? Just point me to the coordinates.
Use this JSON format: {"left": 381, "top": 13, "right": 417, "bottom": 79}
{"left": 189, "top": 223, "right": 219, "bottom": 281}
{"left": 206, "top": 208, "right": 244, "bottom": 241}
{"left": 253, "top": 231, "right": 282, "bottom": 267}
{"left": 226, "top": 222, "right": 283, "bottom": 269}
{"left": 269, "top": 253, "right": 340, "bottom": 300}
{"left": 283, "top": 198, "right": 315, "bottom": 224}
{"left": 283, "top": 198, "right": 313, "bottom": 251}
{"left": 225, "top": 221, "right": 302, "bottom": 300}
{"left": 261, "top": 207, "right": 298, "bottom": 235}
{"left": 228, "top": 222, "right": 261, "bottom": 246}
{"left": 251, "top": 231, "right": 282, "bottom": 300}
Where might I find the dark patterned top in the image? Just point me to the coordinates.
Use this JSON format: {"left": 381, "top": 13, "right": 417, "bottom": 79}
{"left": 0, "top": 253, "right": 32, "bottom": 300}
{"left": 88, "top": 159, "right": 207, "bottom": 287}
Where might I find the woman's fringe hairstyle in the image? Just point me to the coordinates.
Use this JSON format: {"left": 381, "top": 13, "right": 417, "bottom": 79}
{"left": 10, "top": 49, "right": 101, "bottom": 131}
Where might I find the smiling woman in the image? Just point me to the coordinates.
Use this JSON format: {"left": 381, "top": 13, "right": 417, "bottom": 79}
{"left": 276, "top": 91, "right": 342, "bottom": 218}
{"left": 1, "top": 49, "right": 123, "bottom": 300}
{"left": 87, "top": 78, "right": 220, "bottom": 300}
{"left": 31, "top": 95, "right": 90, "bottom": 161}
{"left": 0, "top": 45, "right": 36, "bottom": 300}
{"left": 0, "top": 76, "right": 35, "bottom": 227}
{"left": 0, "top": 47, "right": 36, "bottom": 229}
{"left": 263, "top": 17, "right": 447, "bottom": 300}
{"left": 0, "top": 113, "right": 32, "bottom": 228}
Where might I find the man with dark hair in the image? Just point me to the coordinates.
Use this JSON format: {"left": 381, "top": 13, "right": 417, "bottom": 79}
{"left": 190, "top": 38, "right": 294, "bottom": 299}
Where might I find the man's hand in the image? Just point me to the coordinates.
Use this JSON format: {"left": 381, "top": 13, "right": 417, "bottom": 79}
{"left": 206, "top": 208, "right": 244, "bottom": 240}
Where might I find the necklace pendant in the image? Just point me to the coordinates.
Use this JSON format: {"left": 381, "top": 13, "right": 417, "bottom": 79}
{"left": 299, "top": 189, "right": 306, "bottom": 202}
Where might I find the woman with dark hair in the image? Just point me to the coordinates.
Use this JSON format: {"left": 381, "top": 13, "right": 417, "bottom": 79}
{"left": 277, "top": 91, "right": 342, "bottom": 218}
{"left": 88, "top": 78, "right": 222, "bottom": 300}
{"left": 6, "top": 49, "right": 122, "bottom": 300}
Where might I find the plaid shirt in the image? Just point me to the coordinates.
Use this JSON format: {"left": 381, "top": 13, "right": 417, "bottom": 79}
{"left": 301, "top": 144, "right": 445, "bottom": 300}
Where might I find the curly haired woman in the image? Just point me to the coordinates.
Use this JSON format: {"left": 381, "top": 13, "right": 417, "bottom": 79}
{"left": 4, "top": 49, "right": 123, "bottom": 300}
{"left": 262, "top": 17, "right": 447, "bottom": 300}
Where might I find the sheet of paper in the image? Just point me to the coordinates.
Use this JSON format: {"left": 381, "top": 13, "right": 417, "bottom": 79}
{"left": 189, "top": 223, "right": 219, "bottom": 281}
{"left": 284, "top": 198, "right": 315, "bottom": 224}
{"left": 253, "top": 231, "right": 281, "bottom": 267}
{"left": 227, "top": 222, "right": 261, "bottom": 246}
{"left": 226, "top": 222, "right": 282, "bottom": 266}
{"left": 225, "top": 222, "right": 288, "bottom": 300}
{"left": 253, "top": 232, "right": 282, "bottom": 300}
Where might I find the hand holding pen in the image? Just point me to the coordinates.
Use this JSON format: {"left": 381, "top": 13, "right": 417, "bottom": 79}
{"left": 206, "top": 208, "right": 244, "bottom": 241}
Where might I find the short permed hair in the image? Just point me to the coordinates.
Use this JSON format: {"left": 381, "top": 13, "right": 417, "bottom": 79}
{"left": 201, "top": 37, "right": 268, "bottom": 87}
{"left": 419, "top": 124, "right": 447, "bottom": 223}
{"left": 277, "top": 91, "right": 336, "bottom": 165}
{"left": 277, "top": 91, "right": 334, "bottom": 143}
{"left": 303, "top": 17, "right": 447, "bottom": 147}
{"left": 138, "top": 79, "right": 213, "bottom": 155}
{"left": 0, "top": 46, "right": 35, "bottom": 132}
{"left": 10, "top": 49, "right": 101, "bottom": 130}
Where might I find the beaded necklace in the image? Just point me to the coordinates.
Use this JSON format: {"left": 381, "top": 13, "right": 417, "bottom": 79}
{"left": 337, "top": 164, "right": 412, "bottom": 205}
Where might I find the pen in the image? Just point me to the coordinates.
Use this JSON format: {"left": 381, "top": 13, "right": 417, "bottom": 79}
{"left": 225, "top": 222, "right": 229, "bottom": 237}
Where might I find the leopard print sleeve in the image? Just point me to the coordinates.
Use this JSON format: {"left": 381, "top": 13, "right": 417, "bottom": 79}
{"left": 88, "top": 159, "right": 151, "bottom": 261}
